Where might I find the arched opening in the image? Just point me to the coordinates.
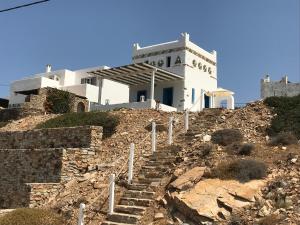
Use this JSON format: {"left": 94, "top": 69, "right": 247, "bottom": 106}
{"left": 77, "top": 102, "right": 85, "bottom": 113}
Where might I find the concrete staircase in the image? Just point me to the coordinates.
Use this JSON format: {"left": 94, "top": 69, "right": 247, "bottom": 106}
{"left": 102, "top": 146, "right": 178, "bottom": 225}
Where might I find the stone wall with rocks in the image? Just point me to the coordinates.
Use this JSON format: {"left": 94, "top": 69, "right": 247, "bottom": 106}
{"left": 23, "top": 87, "right": 89, "bottom": 113}
{"left": 261, "top": 76, "right": 300, "bottom": 99}
{"left": 0, "top": 147, "right": 99, "bottom": 209}
{"left": 0, "top": 126, "right": 102, "bottom": 149}
{"left": 0, "top": 108, "right": 43, "bottom": 122}
{"left": 0, "top": 125, "right": 102, "bottom": 209}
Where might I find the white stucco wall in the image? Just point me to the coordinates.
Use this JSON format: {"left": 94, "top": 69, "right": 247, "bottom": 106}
{"left": 132, "top": 33, "right": 218, "bottom": 111}
{"left": 8, "top": 65, "right": 129, "bottom": 106}
{"left": 129, "top": 80, "right": 184, "bottom": 110}
{"left": 100, "top": 79, "right": 129, "bottom": 105}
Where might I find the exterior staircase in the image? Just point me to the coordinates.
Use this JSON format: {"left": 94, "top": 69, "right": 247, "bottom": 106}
{"left": 101, "top": 146, "right": 178, "bottom": 225}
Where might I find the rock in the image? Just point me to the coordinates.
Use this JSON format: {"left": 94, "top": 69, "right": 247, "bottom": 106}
{"left": 258, "top": 205, "right": 271, "bottom": 217}
{"left": 203, "top": 135, "right": 211, "bottom": 142}
{"left": 291, "top": 158, "right": 297, "bottom": 163}
{"left": 169, "top": 167, "right": 206, "bottom": 191}
{"left": 282, "top": 146, "right": 287, "bottom": 150}
{"left": 154, "top": 212, "right": 164, "bottom": 220}
{"left": 170, "top": 179, "right": 265, "bottom": 223}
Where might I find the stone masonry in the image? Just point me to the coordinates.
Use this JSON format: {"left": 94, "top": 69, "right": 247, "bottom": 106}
{"left": 261, "top": 75, "right": 300, "bottom": 99}
{"left": 0, "top": 126, "right": 102, "bottom": 149}
{"left": 0, "top": 126, "right": 102, "bottom": 209}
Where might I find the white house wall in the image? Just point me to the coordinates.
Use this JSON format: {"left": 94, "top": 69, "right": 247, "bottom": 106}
{"left": 129, "top": 80, "right": 184, "bottom": 110}
{"left": 101, "top": 79, "right": 129, "bottom": 105}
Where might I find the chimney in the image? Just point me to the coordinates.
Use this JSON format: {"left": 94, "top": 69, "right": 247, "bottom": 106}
{"left": 181, "top": 32, "right": 190, "bottom": 42}
{"left": 264, "top": 74, "right": 270, "bottom": 83}
{"left": 46, "top": 64, "right": 52, "bottom": 73}
{"left": 283, "top": 75, "right": 288, "bottom": 84}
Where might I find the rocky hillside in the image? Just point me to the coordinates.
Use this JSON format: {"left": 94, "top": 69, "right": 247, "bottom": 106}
{"left": 0, "top": 101, "right": 299, "bottom": 225}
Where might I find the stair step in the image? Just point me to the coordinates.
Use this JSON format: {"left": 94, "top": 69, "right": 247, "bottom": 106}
{"left": 126, "top": 183, "right": 148, "bottom": 191}
{"left": 141, "top": 165, "right": 169, "bottom": 171}
{"left": 145, "top": 161, "right": 174, "bottom": 166}
{"left": 107, "top": 212, "right": 141, "bottom": 224}
{"left": 102, "top": 221, "right": 135, "bottom": 225}
{"left": 119, "top": 197, "right": 153, "bottom": 207}
{"left": 139, "top": 172, "right": 164, "bottom": 179}
{"left": 137, "top": 177, "right": 161, "bottom": 184}
{"left": 123, "top": 190, "right": 155, "bottom": 199}
{"left": 115, "top": 204, "right": 146, "bottom": 215}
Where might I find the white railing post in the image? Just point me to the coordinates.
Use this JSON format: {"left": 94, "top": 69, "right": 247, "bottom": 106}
{"left": 184, "top": 110, "right": 189, "bottom": 133}
{"left": 128, "top": 143, "right": 135, "bottom": 184}
{"left": 151, "top": 121, "right": 156, "bottom": 153}
{"left": 168, "top": 117, "right": 173, "bottom": 145}
{"left": 108, "top": 174, "right": 115, "bottom": 215}
{"left": 78, "top": 203, "right": 85, "bottom": 225}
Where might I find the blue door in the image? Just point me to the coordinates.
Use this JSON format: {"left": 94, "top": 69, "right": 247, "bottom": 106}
{"left": 204, "top": 94, "right": 210, "bottom": 108}
{"left": 163, "top": 87, "right": 173, "bottom": 106}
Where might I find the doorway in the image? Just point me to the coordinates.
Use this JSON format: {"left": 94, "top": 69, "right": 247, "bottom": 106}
{"left": 204, "top": 94, "right": 210, "bottom": 108}
{"left": 163, "top": 87, "right": 173, "bottom": 106}
{"left": 137, "top": 90, "right": 147, "bottom": 102}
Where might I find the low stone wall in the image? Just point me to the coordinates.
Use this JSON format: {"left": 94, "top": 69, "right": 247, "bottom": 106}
{"left": 0, "top": 126, "right": 102, "bottom": 149}
{"left": 0, "top": 147, "right": 98, "bottom": 208}
{"left": 0, "top": 108, "right": 43, "bottom": 122}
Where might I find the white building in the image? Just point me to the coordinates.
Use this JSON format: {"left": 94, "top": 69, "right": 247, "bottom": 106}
{"left": 9, "top": 33, "right": 234, "bottom": 111}
{"left": 90, "top": 33, "right": 234, "bottom": 112}
{"left": 9, "top": 65, "right": 129, "bottom": 108}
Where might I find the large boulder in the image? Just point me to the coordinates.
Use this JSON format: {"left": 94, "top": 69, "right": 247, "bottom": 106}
{"left": 169, "top": 167, "right": 206, "bottom": 191}
{"left": 169, "top": 178, "right": 266, "bottom": 223}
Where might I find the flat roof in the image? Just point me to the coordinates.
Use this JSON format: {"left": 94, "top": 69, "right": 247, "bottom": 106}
{"left": 87, "top": 63, "right": 183, "bottom": 86}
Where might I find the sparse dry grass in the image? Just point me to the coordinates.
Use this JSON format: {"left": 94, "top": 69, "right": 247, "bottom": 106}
{"left": 0, "top": 208, "right": 66, "bottom": 225}
{"left": 211, "top": 159, "right": 267, "bottom": 182}
{"left": 211, "top": 129, "right": 243, "bottom": 146}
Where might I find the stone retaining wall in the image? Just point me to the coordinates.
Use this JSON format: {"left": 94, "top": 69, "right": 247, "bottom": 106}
{"left": 0, "top": 147, "right": 98, "bottom": 208}
{"left": 0, "top": 126, "right": 102, "bottom": 149}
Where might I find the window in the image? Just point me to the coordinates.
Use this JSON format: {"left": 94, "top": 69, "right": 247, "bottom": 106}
{"left": 81, "top": 77, "right": 97, "bottom": 85}
{"left": 166, "top": 56, "right": 171, "bottom": 67}
{"left": 144, "top": 60, "right": 149, "bottom": 64}
{"left": 192, "top": 88, "right": 195, "bottom": 104}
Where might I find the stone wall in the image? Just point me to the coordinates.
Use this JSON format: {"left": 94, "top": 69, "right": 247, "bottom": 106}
{"left": 0, "top": 126, "right": 102, "bottom": 149}
{"left": 0, "top": 125, "right": 103, "bottom": 209}
{"left": 23, "top": 87, "right": 89, "bottom": 113}
{"left": 261, "top": 75, "right": 300, "bottom": 99}
{"left": 0, "top": 108, "right": 43, "bottom": 122}
{"left": 0, "top": 146, "right": 99, "bottom": 209}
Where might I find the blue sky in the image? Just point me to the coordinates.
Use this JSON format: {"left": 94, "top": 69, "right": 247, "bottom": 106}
{"left": 0, "top": 0, "right": 299, "bottom": 103}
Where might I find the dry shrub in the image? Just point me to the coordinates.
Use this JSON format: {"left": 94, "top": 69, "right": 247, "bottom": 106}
{"left": 211, "top": 159, "right": 267, "bottom": 182}
{"left": 228, "top": 214, "right": 247, "bottom": 225}
{"left": 145, "top": 122, "right": 168, "bottom": 132}
{"left": 201, "top": 144, "right": 213, "bottom": 157}
{"left": 258, "top": 214, "right": 281, "bottom": 225}
{"left": 269, "top": 132, "right": 298, "bottom": 146}
{"left": 211, "top": 129, "right": 243, "bottom": 146}
{"left": 226, "top": 142, "right": 255, "bottom": 156}
{"left": 0, "top": 208, "right": 66, "bottom": 225}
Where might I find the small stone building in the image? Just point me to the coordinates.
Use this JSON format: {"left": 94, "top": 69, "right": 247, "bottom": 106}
{"left": 261, "top": 75, "right": 300, "bottom": 99}
{"left": 20, "top": 87, "right": 89, "bottom": 113}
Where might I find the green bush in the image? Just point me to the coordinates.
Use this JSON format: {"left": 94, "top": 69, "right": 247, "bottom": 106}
{"left": 211, "top": 159, "right": 267, "bottom": 182}
{"left": 269, "top": 132, "right": 298, "bottom": 146}
{"left": 0, "top": 208, "right": 66, "bottom": 225}
{"left": 44, "top": 88, "right": 73, "bottom": 114}
{"left": 211, "top": 129, "right": 243, "bottom": 146}
{"left": 226, "top": 142, "right": 254, "bottom": 156}
{"left": 264, "top": 95, "right": 300, "bottom": 138}
{"left": 36, "top": 111, "right": 119, "bottom": 138}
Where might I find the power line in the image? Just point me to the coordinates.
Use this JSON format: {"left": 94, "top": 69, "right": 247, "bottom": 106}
{"left": 0, "top": 0, "right": 50, "bottom": 13}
